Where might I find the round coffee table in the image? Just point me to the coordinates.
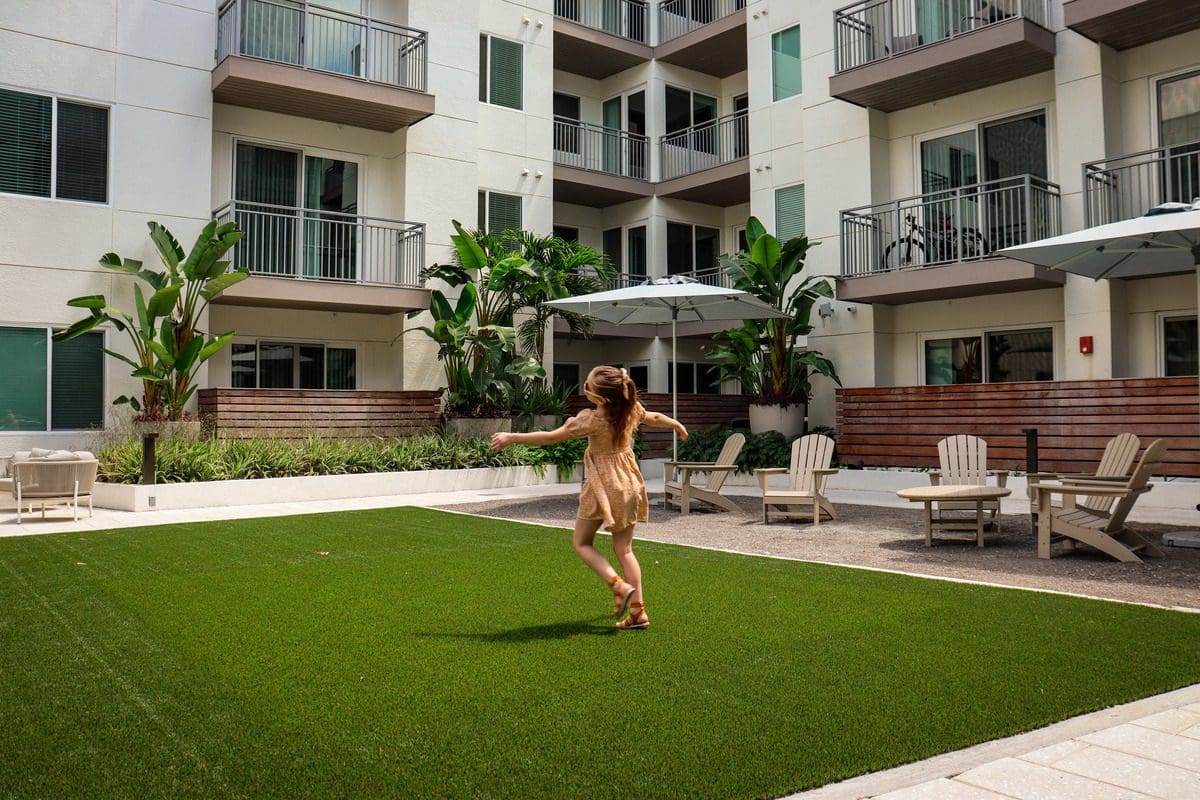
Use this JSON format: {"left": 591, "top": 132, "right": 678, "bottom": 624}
{"left": 896, "top": 484, "right": 1012, "bottom": 547}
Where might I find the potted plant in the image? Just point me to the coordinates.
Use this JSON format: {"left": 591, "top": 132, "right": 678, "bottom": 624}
{"left": 55, "top": 221, "right": 246, "bottom": 438}
{"left": 512, "top": 380, "right": 572, "bottom": 432}
{"left": 708, "top": 216, "right": 840, "bottom": 437}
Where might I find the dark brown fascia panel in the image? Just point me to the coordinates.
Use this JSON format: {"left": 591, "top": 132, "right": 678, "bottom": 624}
{"left": 828, "top": 18, "right": 1055, "bottom": 113}
{"left": 655, "top": 158, "right": 750, "bottom": 207}
{"left": 1064, "top": 0, "right": 1200, "bottom": 50}
{"left": 836, "top": 258, "right": 1065, "bottom": 305}
{"left": 553, "top": 20, "right": 653, "bottom": 79}
{"left": 653, "top": 10, "right": 748, "bottom": 78}
{"left": 214, "top": 275, "right": 431, "bottom": 315}
{"left": 212, "top": 56, "right": 435, "bottom": 132}
{"left": 554, "top": 318, "right": 737, "bottom": 339}
{"left": 553, "top": 166, "right": 655, "bottom": 207}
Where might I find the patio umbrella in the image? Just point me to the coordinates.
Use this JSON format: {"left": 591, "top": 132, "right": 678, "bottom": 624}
{"left": 543, "top": 275, "right": 790, "bottom": 459}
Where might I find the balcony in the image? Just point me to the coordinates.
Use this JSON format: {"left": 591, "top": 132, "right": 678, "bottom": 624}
{"left": 838, "top": 175, "right": 1065, "bottom": 304}
{"left": 553, "top": 0, "right": 652, "bottom": 79}
{"left": 212, "top": 201, "right": 430, "bottom": 314}
{"left": 830, "top": 0, "right": 1054, "bottom": 112}
{"left": 553, "top": 117, "right": 654, "bottom": 207}
{"left": 1064, "top": 0, "right": 1200, "bottom": 50}
{"left": 1084, "top": 141, "right": 1200, "bottom": 228}
{"left": 656, "top": 112, "right": 750, "bottom": 206}
{"left": 213, "top": 0, "right": 434, "bottom": 131}
{"left": 655, "top": 0, "right": 747, "bottom": 77}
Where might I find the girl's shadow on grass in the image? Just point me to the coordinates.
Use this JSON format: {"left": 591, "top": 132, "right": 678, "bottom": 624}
{"left": 418, "top": 617, "right": 616, "bottom": 643}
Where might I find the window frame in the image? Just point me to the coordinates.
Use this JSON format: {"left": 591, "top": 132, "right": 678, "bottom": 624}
{"left": 229, "top": 338, "right": 358, "bottom": 390}
{"left": 1158, "top": 311, "right": 1199, "bottom": 377}
{"left": 665, "top": 219, "right": 722, "bottom": 274}
{"left": 770, "top": 24, "right": 802, "bottom": 103}
{"left": 912, "top": 106, "right": 1053, "bottom": 196}
{"left": 918, "top": 324, "right": 1058, "bottom": 386}
{"left": 479, "top": 34, "right": 524, "bottom": 111}
{"left": 774, "top": 183, "right": 805, "bottom": 242}
{"left": 477, "top": 189, "right": 523, "bottom": 234}
{"left": 0, "top": 323, "right": 107, "bottom": 434}
{"left": 666, "top": 361, "right": 722, "bottom": 395}
{"left": 0, "top": 85, "right": 112, "bottom": 206}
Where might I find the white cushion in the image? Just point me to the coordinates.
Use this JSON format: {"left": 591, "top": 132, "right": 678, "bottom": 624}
{"left": 73, "top": 451, "right": 96, "bottom": 460}
{"left": 44, "top": 450, "right": 82, "bottom": 461}
{"left": 13, "top": 451, "right": 32, "bottom": 462}
{"left": 30, "top": 448, "right": 53, "bottom": 458}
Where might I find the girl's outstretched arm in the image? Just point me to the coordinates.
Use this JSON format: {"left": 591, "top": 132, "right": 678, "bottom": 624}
{"left": 641, "top": 410, "right": 689, "bottom": 441}
{"left": 491, "top": 424, "right": 576, "bottom": 450}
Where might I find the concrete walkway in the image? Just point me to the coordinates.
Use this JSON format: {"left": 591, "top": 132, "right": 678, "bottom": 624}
{"left": 3, "top": 480, "right": 1199, "bottom": 798}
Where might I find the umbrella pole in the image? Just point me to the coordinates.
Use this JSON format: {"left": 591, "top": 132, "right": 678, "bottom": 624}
{"left": 672, "top": 310, "right": 678, "bottom": 462}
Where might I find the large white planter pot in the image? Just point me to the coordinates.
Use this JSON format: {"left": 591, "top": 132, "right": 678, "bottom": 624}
{"left": 444, "top": 417, "right": 512, "bottom": 438}
{"left": 749, "top": 403, "right": 806, "bottom": 438}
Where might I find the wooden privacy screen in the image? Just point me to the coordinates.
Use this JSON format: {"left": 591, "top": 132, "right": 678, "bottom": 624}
{"left": 836, "top": 377, "right": 1200, "bottom": 478}
{"left": 198, "top": 389, "right": 443, "bottom": 439}
{"left": 568, "top": 393, "right": 751, "bottom": 458}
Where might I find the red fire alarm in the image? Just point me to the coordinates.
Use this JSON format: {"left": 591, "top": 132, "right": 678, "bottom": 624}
{"left": 1079, "top": 336, "right": 1094, "bottom": 354}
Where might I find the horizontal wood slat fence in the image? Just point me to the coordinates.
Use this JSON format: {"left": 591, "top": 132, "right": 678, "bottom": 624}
{"left": 837, "top": 377, "right": 1200, "bottom": 477}
{"left": 198, "top": 389, "right": 443, "bottom": 439}
{"left": 568, "top": 393, "right": 750, "bottom": 457}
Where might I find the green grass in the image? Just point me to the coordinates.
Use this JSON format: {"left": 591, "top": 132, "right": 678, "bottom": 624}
{"left": 2, "top": 508, "right": 1199, "bottom": 799}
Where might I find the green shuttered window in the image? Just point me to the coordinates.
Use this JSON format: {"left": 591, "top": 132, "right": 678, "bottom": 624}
{"left": 481, "top": 35, "right": 523, "bottom": 110}
{"left": 775, "top": 184, "right": 806, "bottom": 242}
{"left": 0, "top": 327, "right": 103, "bottom": 431}
{"left": 771, "top": 26, "right": 801, "bottom": 102}
{"left": 0, "top": 89, "right": 109, "bottom": 202}
{"left": 484, "top": 191, "right": 522, "bottom": 234}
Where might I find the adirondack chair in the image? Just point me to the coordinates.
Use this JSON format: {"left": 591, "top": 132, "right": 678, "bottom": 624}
{"left": 1027, "top": 433, "right": 1141, "bottom": 520}
{"left": 1029, "top": 438, "right": 1167, "bottom": 563}
{"left": 928, "top": 435, "right": 1009, "bottom": 531}
{"left": 664, "top": 432, "right": 746, "bottom": 514}
{"left": 755, "top": 434, "right": 839, "bottom": 526}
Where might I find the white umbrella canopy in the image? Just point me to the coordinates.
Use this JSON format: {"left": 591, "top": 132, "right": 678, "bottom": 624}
{"left": 544, "top": 275, "right": 790, "bottom": 458}
{"left": 998, "top": 202, "right": 1200, "bottom": 279}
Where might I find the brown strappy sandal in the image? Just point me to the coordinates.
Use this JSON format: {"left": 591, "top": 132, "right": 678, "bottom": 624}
{"left": 608, "top": 574, "right": 636, "bottom": 618}
{"left": 616, "top": 601, "right": 649, "bottom": 630}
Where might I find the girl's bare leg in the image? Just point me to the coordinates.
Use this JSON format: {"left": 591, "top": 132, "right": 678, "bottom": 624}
{"left": 610, "top": 525, "right": 643, "bottom": 606}
{"left": 572, "top": 517, "right": 618, "bottom": 582}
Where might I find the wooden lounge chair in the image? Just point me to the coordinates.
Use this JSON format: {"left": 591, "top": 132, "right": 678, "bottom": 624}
{"left": 929, "top": 434, "right": 1008, "bottom": 532}
{"left": 1027, "top": 433, "right": 1140, "bottom": 520}
{"left": 1029, "top": 438, "right": 1167, "bottom": 563}
{"left": 12, "top": 458, "right": 98, "bottom": 522}
{"left": 756, "top": 434, "right": 838, "bottom": 526}
{"left": 664, "top": 432, "right": 745, "bottom": 514}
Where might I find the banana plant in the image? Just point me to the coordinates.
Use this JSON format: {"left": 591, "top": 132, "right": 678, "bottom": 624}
{"left": 55, "top": 220, "right": 247, "bottom": 420}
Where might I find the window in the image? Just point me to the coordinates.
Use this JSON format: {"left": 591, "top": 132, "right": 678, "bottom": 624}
{"left": 667, "top": 362, "right": 721, "bottom": 394}
{"left": 771, "top": 26, "right": 801, "bottom": 101}
{"left": 601, "top": 225, "right": 647, "bottom": 280}
{"left": 0, "top": 327, "right": 103, "bottom": 431}
{"left": 230, "top": 342, "right": 357, "bottom": 389}
{"left": 925, "top": 328, "right": 1052, "bottom": 385}
{"left": 775, "top": 184, "right": 805, "bottom": 242}
{"left": 666, "top": 222, "right": 720, "bottom": 274}
{"left": 622, "top": 364, "right": 649, "bottom": 392}
{"left": 1164, "top": 315, "right": 1198, "bottom": 376}
{"left": 477, "top": 191, "right": 522, "bottom": 234}
{"left": 552, "top": 225, "right": 579, "bottom": 242}
{"left": 1158, "top": 71, "right": 1200, "bottom": 206}
{"left": 603, "top": 227, "right": 623, "bottom": 273}
{"left": 0, "top": 89, "right": 109, "bottom": 203}
{"left": 553, "top": 363, "right": 580, "bottom": 394}
{"left": 479, "top": 35, "right": 523, "bottom": 110}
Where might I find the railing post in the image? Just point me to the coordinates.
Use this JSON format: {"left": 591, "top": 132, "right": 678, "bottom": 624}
{"left": 1082, "top": 162, "right": 1092, "bottom": 227}
{"left": 362, "top": 16, "right": 371, "bottom": 80}
{"left": 1024, "top": 174, "right": 1033, "bottom": 243}
{"left": 885, "top": 0, "right": 893, "bottom": 59}
{"left": 298, "top": 0, "right": 307, "bottom": 68}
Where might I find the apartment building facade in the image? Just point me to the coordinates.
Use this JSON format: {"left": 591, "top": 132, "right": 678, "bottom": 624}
{"left": 1, "top": 0, "right": 1197, "bottom": 452}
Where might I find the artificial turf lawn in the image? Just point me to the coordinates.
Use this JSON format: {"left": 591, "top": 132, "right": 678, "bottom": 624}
{"left": 2, "top": 507, "right": 1199, "bottom": 799}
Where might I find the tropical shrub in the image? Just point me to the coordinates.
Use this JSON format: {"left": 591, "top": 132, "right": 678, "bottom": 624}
{"left": 676, "top": 424, "right": 838, "bottom": 473}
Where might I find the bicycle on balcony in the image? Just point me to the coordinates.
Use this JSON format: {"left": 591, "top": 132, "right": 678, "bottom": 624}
{"left": 882, "top": 213, "right": 990, "bottom": 271}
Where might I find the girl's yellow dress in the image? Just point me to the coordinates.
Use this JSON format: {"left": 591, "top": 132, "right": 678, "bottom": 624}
{"left": 562, "top": 405, "right": 648, "bottom": 532}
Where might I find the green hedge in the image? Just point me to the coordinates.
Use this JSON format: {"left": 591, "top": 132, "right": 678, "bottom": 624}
{"left": 677, "top": 425, "right": 839, "bottom": 474}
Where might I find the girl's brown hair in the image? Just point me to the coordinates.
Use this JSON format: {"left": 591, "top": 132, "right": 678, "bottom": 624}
{"left": 584, "top": 365, "right": 639, "bottom": 442}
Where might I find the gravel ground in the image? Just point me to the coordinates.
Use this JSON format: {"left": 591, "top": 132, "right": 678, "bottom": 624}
{"left": 437, "top": 494, "right": 1200, "bottom": 611}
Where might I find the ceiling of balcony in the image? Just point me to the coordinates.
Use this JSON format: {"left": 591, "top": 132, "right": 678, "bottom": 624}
{"left": 654, "top": 11, "right": 747, "bottom": 78}
{"left": 1064, "top": 0, "right": 1200, "bottom": 50}
{"left": 837, "top": 258, "right": 1065, "bottom": 305}
{"left": 553, "top": 19, "right": 653, "bottom": 79}
{"left": 214, "top": 276, "right": 431, "bottom": 315}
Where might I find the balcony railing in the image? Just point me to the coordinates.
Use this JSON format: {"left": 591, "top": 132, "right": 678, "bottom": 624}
{"left": 658, "top": 0, "right": 744, "bottom": 43}
{"left": 553, "top": 117, "right": 649, "bottom": 180}
{"left": 217, "top": 0, "right": 428, "bottom": 92}
{"left": 834, "top": 0, "right": 1049, "bottom": 73}
{"left": 840, "top": 174, "right": 1061, "bottom": 277}
{"left": 576, "top": 268, "right": 734, "bottom": 290}
{"left": 554, "top": 0, "right": 649, "bottom": 44}
{"left": 1083, "top": 140, "right": 1200, "bottom": 226}
{"left": 214, "top": 201, "right": 425, "bottom": 288}
{"left": 659, "top": 111, "right": 748, "bottom": 180}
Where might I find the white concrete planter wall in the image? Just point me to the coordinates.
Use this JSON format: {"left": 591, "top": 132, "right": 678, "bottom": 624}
{"left": 93, "top": 465, "right": 560, "bottom": 512}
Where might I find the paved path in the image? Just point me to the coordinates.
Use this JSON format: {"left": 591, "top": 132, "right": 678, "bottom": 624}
{"left": 3, "top": 481, "right": 1199, "bottom": 798}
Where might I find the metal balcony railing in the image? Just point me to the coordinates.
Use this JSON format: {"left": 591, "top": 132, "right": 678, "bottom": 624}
{"left": 1083, "top": 140, "right": 1200, "bottom": 226}
{"left": 659, "top": 111, "right": 749, "bottom": 180}
{"left": 554, "top": 0, "right": 649, "bottom": 44}
{"left": 658, "top": 0, "right": 744, "bottom": 43}
{"left": 553, "top": 117, "right": 649, "bottom": 180}
{"left": 214, "top": 201, "right": 426, "bottom": 288}
{"left": 217, "top": 0, "right": 429, "bottom": 92}
{"left": 834, "top": 0, "right": 1049, "bottom": 73}
{"left": 839, "top": 174, "right": 1061, "bottom": 277}
{"left": 575, "top": 268, "right": 733, "bottom": 290}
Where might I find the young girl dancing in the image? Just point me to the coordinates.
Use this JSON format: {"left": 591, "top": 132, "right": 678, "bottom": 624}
{"left": 491, "top": 365, "right": 688, "bottom": 629}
